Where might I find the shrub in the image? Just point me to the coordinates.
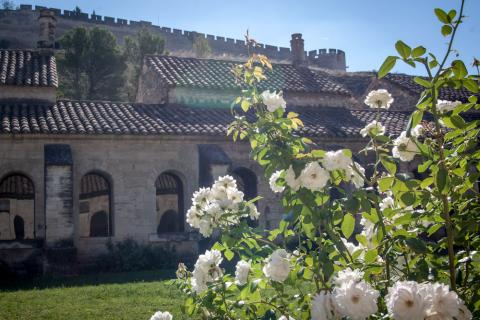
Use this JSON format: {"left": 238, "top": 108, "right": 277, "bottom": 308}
{"left": 96, "top": 238, "right": 177, "bottom": 272}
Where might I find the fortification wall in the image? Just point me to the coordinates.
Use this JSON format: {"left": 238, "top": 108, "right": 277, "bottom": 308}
{"left": 0, "top": 5, "right": 346, "bottom": 70}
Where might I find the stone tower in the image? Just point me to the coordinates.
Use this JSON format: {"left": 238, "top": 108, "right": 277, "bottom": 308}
{"left": 290, "top": 33, "right": 307, "bottom": 67}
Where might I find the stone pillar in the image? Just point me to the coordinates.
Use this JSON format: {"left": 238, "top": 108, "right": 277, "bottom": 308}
{"left": 290, "top": 33, "right": 307, "bottom": 67}
{"left": 37, "top": 9, "right": 57, "bottom": 49}
{"left": 44, "top": 144, "right": 73, "bottom": 246}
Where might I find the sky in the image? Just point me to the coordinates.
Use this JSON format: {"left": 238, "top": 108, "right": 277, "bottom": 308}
{"left": 15, "top": 0, "right": 480, "bottom": 75}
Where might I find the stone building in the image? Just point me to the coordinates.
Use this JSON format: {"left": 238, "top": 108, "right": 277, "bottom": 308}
{"left": 0, "top": 9, "right": 476, "bottom": 274}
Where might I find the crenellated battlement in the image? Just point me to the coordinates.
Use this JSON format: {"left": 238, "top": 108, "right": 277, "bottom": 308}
{"left": 0, "top": 5, "right": 346, "bottom": 71}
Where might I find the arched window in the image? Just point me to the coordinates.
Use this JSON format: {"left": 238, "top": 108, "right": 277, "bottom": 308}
{"left": 79, "top": 172, "right": 112, "bottom": 237}
{"left": 90, "top": 211, "right": 109, "bottom": 237}
{"left": 156, "top": 172, "right": 184, "bottom": 232}
{"left": 231, "top": 167, "right": 257, "bottom": 201}
{"left": 13, "top": 215, "right": 25, "bottom": 240}
{"left": 157, "top": 209, "right": 177, "bottom": 233}
{"left": 0, "top": 174, "right": 35, "bottom": 240}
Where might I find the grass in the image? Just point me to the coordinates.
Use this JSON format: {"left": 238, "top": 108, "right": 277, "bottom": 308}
{"left": 0, "top": 270, "right": 193, "bottom": 320}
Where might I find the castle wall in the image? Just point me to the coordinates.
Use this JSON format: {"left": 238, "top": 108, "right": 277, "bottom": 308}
{"left": 0, "top": 5, "right": 346, "bottom": 70}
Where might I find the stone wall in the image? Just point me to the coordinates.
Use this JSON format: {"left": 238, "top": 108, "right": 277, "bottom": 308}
{"left": 0, "top": 132, "right": 369, "bottom": 265}
{"left": 0, "top": 5, "right": 346, "bottom": 70}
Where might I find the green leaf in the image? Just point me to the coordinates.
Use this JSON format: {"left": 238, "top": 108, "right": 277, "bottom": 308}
{"left": 341, "top": 213, "right": 355, "bottom": 239}
{"left": 378, "top": 176, "right": 394, "bottom": 192}
{"left": 364, "top": 249, "right": 378, "bottom": 264}
{"left": 405, "top": 238, "right": 428, "bottom": 253}
{"left": 395, "top": 40, "right": 411, "bottom": 59}
{"left": 414, "top": 77, "right": 432, "bottom": 88}
{"left": 400, "top": 192, "right": 416, "bottom": 206}
{"left": 380, "top": 156, "right": 397, "bottom": 175}
{"left": 224, "top": 248, "right": 234, "bottom": 261}
{"left": 435, "top": 168, "right": 449, "bottom": 194}
{"left": 447, "top": 9, "right": 457, "bottom": 21}
{"left": 407, "top": 110, "right": 424, "bottom": 135}
{"left": 434, "top": 8, "right": 449, "bottom": 23}
{"left": 412, "top": 46, "right": 426, "bottom": 58}
{"left": 378, "top": 56, "right": 397, "bottom": 79}
{"left": 463, "top": 79, "right": 479, "bottom": 93}
{"left": 451, "top": 60, "right": 468, "bottom": 79}
{"left": 241, "top": 99, "right": 251, "bottom": 112}
{"left": 441, "top": 25, "right": 453, "bottom": 36}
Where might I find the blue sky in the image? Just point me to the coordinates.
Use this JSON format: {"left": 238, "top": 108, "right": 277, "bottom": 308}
{"left": 16, "top": 0, "right": 479, "bottom": 75}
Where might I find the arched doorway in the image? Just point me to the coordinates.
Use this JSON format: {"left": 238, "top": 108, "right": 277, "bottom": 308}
{"left": 0, "top": 173, "right": 35, "bottom": 240}
{"left": 231, "top": 167, "right": 257, "bottom": 201}
{"left": 156, "top": 172, "right": 184, "bottom": 233}
{"left": 79, "top": 172, "right": 112, "bottom": 237}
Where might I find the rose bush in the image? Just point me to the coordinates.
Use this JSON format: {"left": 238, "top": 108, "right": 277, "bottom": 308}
{"left": 151, "top": 1, "right": 479, "bottom": 319}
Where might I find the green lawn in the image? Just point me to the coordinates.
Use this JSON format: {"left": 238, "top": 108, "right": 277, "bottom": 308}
{"left": 0, "top": 271, "right": 192, "bottom": 320}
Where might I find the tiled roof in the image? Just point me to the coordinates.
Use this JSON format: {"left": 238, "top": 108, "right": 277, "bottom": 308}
{"left": 146, "top": 55, "right": 349, "bottom": 95}
{"left": 0, "top": 49, "right": 58, "bottom": 88}
{"left": 385, "top": 73, "right": 475, "bottom": 102}
{"left": 0, "top": 100, "right": 412, "bottom": 138}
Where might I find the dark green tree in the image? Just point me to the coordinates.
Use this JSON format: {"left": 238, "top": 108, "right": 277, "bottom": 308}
{"left": 1, "top": 1, "right": 16, "bottom": 10}
{"left": 124, "top": 28, "right": 165, "bottom": 100}
{"left": 57, "top": 27, "right": 126, "bottom": 100}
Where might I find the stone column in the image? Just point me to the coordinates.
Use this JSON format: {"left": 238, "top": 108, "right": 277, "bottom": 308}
{"left": 44, "top": 144, "right": 74, "bottom": 246}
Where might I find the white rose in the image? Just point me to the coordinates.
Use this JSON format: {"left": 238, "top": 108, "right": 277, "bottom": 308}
{"left": 386, "top": 281, "right": 427, "bottom": 320}
{"left": 300, "top": 162, "right": 329, "bottom": 192}
{"left": 364, "top": 89, "right": 394, "bottom": 109}
{"left": 392, "top": 131, "right": 419, "bottom": 162}
{"left": 192, "top": 187, "right": 212, "bottom": 206}
{"left": 334, "top": 280, "right": 380, "bottom": 320}
{"left": 263, "top": 249, "right": 291, "bottom": 282}
{"left": 422, "top": 282, "right": 460, "bottom": 319}
{"left": 379, "top": 196, "right": 395, "bottom": 211}
{"left": 247, "top": 203, "right": 260, "bottom": 220}
{"left": 457, "top": 301, "right": 473, "bottom": 320}
{"left": 322, "top": 150, "right": 351, "bottom": 171}
{"left": 411, "top": 124, "right": 424, "bottom": 138}
{"left": 347, "top": 162, "right": 365, "bottom": 188}
{"left": 234, "top": 260, "right": 251, "bottom": 285}
{"left": 436, "top": 100, "right": 461, "bottom": 113}
{"left": 285, "top": 165, "right": 302, "bottom": 192}
{"left": 269, "top": 170, "right": 285, "bottom": 193}
{"left": 150, "top": 311, "right": 173, "bottom": 320}
{"left": 360, "top": 120, "right": 385, "bottom": 137}
{"left": 311, "top": 291, "right": 341, "bottom": 320}
{"left": 261, "top": 90, "right": 287, "bottom": 113}
{"left": 334, "top": 268, "right": 364, "bottom": 286}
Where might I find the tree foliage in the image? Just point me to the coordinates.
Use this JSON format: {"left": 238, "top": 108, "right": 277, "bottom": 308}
{"left": 124, "top": 28, "right": 165, "bottom": 100}
{"left": 193, "top": 34, "right": 212, "bottom": 58}
{"left": 57, "top": 27, "right": 126, "bottom": 100}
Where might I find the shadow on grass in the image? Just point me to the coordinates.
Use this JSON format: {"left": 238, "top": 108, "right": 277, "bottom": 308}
{"left": 0, "top": 269, "right": 176, "bottom": 292}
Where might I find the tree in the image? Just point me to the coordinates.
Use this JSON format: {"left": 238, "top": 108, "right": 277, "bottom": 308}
{"left": 193, "top": 34, "right": 211, "bottom": 58}
{"left": 124, "top": 28, "right": 165, "bottom": 100}
{"left": 57, "top": 27, "right": 126, "bottom": 100}
{"left": 1, "top": 0, "right": 16, "bottom": 10}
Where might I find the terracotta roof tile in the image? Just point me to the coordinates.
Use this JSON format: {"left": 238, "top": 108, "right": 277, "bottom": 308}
{"left": 385, "top": 73, "right": 476, "bottom": 102}
{"left": 0, "top": 100, "right": 424, "bottom": 138}
{"left": 146, "top": 55, "right": 350, "bottom": 95}
{"left": 0, "top": 49, "right": 58, "bottom": 88}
